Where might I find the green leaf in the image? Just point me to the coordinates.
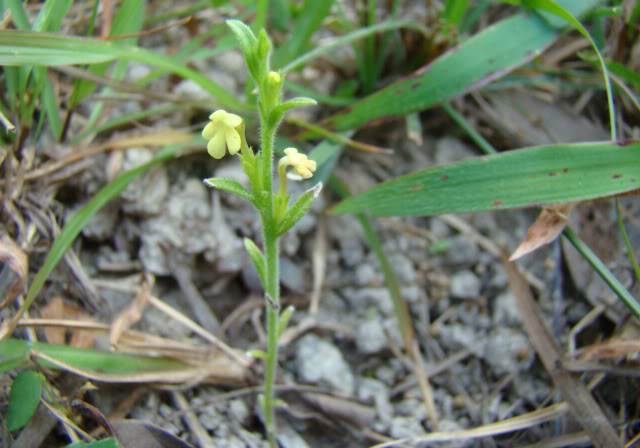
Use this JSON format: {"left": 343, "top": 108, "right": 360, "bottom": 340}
{"left": 204, "top": 177, "right": 255, "bottom": 204}
{"left": 272, "top": 97, "right": 317, "bottom": 116}
{"left": 0, "top": 30, "right": 122, "bottom": 65}
{"left": 70, "top": 0, "right": 146, "bottom": 107}
{"left": 247, "top": 349, "right": 268, "bottom": 360}
{"left": 244, "top": 238, "right": 266, "bottom": 287}
{"left": 276, "top": 305, "right": 295, "bottom": 339}
{"left": 32, "top": 0, "right": 72, "bottom": 32}
{"left": 0, "top": 339, "right": 191, "bottom": 376}
{"left": 67, "top": 439, "right": 121, "bottom": 448}
{"left": 226, "top": 19, "right": 258, "bottom": 57}
{"left": 276, "top": 182, "right": 322, "bottom": 237}
{"left": 331, "top": 141, "right": 640, "bottom": 217}
{"left": 8, "top": 370, "right": 43, "bottom": 431}
{"left": 323, "top": 0, "right": 600, "bottom": 132}
{"left": 0, "top": 30, "right": 249, "bottom": 111}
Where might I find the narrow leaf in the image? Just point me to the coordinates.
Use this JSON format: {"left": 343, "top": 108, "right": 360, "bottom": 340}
{"left": 8, "top": 370, "right": 43, "bottom": 431}
{"left": 204, "top": 177, "right": 255, "bottom": 204}
{"left": 244, "top": 237, "right": 266, "bottom": 287}
{"left": 331, "top": 141, "right": 640, "bottom": 217}
{"left": 276, "top": 183, "right": 322, "bottom": 237}
{"left": 276, "top": 305, "right": 295, "bottom": 339}
{"left": 66, "top": 438, "right": 121, "bottom": 448}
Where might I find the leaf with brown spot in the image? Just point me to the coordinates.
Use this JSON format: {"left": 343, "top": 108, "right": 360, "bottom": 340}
{"left": 510, "top": 203, "right": 576, "bottom": 260}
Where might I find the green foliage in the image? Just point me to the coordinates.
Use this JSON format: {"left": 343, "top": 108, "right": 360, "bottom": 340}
{"left": 442, "top": 0, "right": 471, "bottom": 27}
{"left": 244, "top": 237, "right": 267, "bottom": 287}
{"left": 204, "top": 178, "right": 256, "bottom": 205}
{"left": 66, "top": 438, "right": 121, "bottom": 448}
{"left": 0, "top": 338, "right": 192, "bottom": 376}
{"left": 8, "top": 370, "right": 43, "bottom": 431}
{"left": 331, "top": 141, "right": 640, "bottom": 216}
{"left": 276, "top": 182, "right": 322, "bottom": 237}
{"left": 323, "top": 0, "right": 600, "bottom": 131}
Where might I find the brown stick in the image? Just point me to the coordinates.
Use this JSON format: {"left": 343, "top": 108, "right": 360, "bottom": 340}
{"left": 503, "top": 260, "right": 623, "bottom": 448}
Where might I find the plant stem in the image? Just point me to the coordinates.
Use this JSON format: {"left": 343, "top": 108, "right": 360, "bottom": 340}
{"left": 259, "top": 119, "right": 280, "bottom": 448}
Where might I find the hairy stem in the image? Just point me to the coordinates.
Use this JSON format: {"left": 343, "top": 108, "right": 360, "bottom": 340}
{"left": 260, "top": 119, "right": 280, "bottom": 448}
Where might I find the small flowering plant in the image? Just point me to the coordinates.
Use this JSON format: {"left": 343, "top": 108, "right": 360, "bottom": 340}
{"left": 202, "top": 20, "right": 319, "bottom": 447}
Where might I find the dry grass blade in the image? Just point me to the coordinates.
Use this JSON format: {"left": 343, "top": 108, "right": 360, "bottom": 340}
{"left": 372, "top": 403, "right": 570, "bottom": 447}
{"left": 579, "top": 337, "right": 640, "bottom": 361}
{"left": 110, "top": 274, "right": 153, "bottom": 348}
{"left": 504, "top": 260, "right": 623, "bottom": 448}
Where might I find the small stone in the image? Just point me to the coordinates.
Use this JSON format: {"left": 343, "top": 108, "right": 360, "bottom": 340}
{"left": 492, "top": 291, "right": 521, "bottom": 326}
{"left": 390, "top": 416, "right": 424, "bottom": 439}
{"left": 483, "top": 327, "right": 533, "bottom": 374}
{"left": 438, "top": 419, "right": 471, "bottom": 448}
{"left": 356, "top": 319, "right": 387, "bottom": 354}
{"left": 358, "top": 378, "right": 393, "bottom": 425}
{"left": 355, "top": 263, "right": 378, "bottom": 286}
{"left": 439, "top": 324, "right": 484, "bottom": 352}
{"left": 443, "top": 236, "right": 479, "bottom": 267}
{"left": 450, "top": 270, "right": 481, "bottom": 298}
{"left": 388, "top": 254, "right": 416, "bottom": 284}
{"left": 227, "top": 399, "right": 249, "bottom": 425}
{"left": 296, "top": 334, "right": 354, "bottom": 395}
{"left": 350, "top": 288, "right": 394, "bottom": 316}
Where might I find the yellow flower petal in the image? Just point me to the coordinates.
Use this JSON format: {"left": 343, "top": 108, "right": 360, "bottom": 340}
{"left": 202, "top": 121, "right": 220, "bottom": 140}
{"left": 210, "top": 110, "right": 226, "bottom": 122}
{"left": 224, "top": 113, "right": 242, "bottom": 128}
{"left": 225, "top": 127, "right": 241, "bottom": 155}
{"left": 207, "top": 131, "right": 226, "bottom": 159}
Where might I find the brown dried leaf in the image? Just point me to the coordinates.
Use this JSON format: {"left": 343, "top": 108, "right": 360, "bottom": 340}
{"left": 0, "top": 235, "right": 28, "bottom": 309}
{"left": 40, "top": 296, "right": 96, "bottom": 348}
{"left": 510, "top": 203, "right": 575, "bottom": 260}
{"left": 110, "top": 275, "right": 153, "bottom": 348}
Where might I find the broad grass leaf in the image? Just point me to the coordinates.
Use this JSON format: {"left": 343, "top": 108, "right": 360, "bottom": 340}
{"left": 331, "top": 141, "right": 640, "bottom": 217}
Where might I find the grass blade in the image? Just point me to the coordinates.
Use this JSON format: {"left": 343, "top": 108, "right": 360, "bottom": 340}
{"left": 323, "top": 0, "right": 600, "bottom": 131}
{"left": 331, "top": 141, "right": 640, "bottom": 217}
{"left": 0, "top": 30, "right": 249, "bottom": 110}
{"left": 563, "top": 226, "right": 640, "bottom": 318}
{"left": 272, "top": 0, "right": 335, "bottom": 69}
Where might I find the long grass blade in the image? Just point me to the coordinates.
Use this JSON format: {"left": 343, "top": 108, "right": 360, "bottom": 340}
{"left": 332, "top": 141, "right": 640, "bottom": 216}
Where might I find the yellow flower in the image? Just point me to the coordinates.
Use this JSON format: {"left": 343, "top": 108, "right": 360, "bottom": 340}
{"left": 202, "top": 110, "right": 243, "bottom": 159}
{"left": 278, "top": 147, "right": 316, "bottom": 179}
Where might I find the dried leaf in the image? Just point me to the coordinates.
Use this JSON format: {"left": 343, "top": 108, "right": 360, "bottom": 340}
{"left": 110, "top": 275, "right": 152, "bottom": 348}
{"left": 580, "top": 338, "right": 640, "bottom": 361}
{"left": 40, "top": 297, "right": 96, "bottom": 348}
{"left": 0, "top": 235, "right": 28, "bottom": 309}
{"left": 510, "top": 202, "right": 575, "bottom": 260}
